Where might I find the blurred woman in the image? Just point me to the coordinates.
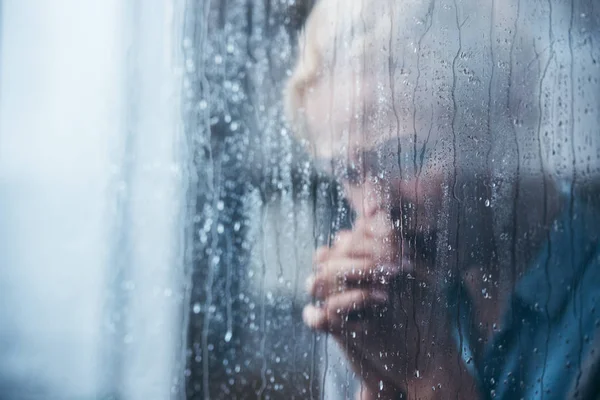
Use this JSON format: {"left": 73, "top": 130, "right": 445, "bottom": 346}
{"left": 285, "top": 0, "right": 600, "bottom": 398}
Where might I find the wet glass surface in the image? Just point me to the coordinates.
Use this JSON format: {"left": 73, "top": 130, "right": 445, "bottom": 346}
{"left": 0, "top": 1, "right": 599, "bottom": 399}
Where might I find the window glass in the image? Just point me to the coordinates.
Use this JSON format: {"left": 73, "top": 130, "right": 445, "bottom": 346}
{"left": 1, "top": 1, "right": 599, "bottom": 399}
{"left": 188, "top": 1, "right": 600, "bottom": 399}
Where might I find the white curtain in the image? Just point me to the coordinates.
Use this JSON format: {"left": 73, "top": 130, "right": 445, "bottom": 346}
{"left": 0, "top": 1, "right": 187, "bottom": 399}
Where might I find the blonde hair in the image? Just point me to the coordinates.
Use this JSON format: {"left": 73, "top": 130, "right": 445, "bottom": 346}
{"left": 284, "top": 0, "right": 445, "bottom": 146}
{"left": 284, "top": 0, "right": 588, "bottom": 179}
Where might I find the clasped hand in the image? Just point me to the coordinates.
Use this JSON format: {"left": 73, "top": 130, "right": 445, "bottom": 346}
{"left": 303, "top": 210, "right": 460, "bottom": 399}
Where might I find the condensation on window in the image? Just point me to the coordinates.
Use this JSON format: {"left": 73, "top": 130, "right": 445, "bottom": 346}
{"left": 0, "top": 0, "right": 599, "bottom": 399}
{"left": 185, "top": 0, "right": 600, "bottom": 399}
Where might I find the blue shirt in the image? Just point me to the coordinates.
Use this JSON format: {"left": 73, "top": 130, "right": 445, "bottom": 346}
{"left": 453, "top": 197, "right": 600, "bottom": 399}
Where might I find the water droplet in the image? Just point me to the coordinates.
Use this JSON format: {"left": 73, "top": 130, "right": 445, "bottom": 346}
{"left": 185, "top": 59, "right": 195, "bottom": 72}
{"left": 224, "top": 330, "right": 232, "bottom": 342}
{"left": 193, "top": 303, "right": 201, "bottom": 314}
{"left": 485, "top": 199, "right": 491, "bottom": 207}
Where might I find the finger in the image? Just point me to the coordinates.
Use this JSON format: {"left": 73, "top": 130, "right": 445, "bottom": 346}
{"left": 302, "top": 304, "right": 331, "bottom": 331}
{"left": 303, "top": 289, "right": 388, "bottom": 333}
{"left": 323, "top": 289, "right": 388, "bottom": 316}
{"left": 332, "top": 233, "right": 378, "bottom": 258}
{"left": 309, "top": 257, "right": 370, "bottom": 298}
{"left": 319, "top": 255, "right": 403, "bottom": 279}
{"left": 310, "top": 259, "right": 411, "bottom": 298}
{"left": 331, "top": 210, "right": 397, "bottom": 259}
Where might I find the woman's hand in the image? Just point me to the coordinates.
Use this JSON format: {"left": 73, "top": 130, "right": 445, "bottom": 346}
{"left": 303, "top": 211, "right": 472, "bottom": 399}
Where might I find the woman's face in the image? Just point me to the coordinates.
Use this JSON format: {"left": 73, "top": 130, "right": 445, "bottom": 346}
{"left": 305, "top": 75, "right": 447, "bottom": 249}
